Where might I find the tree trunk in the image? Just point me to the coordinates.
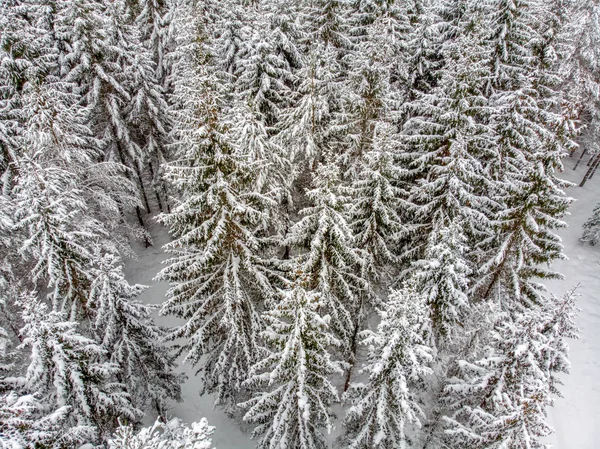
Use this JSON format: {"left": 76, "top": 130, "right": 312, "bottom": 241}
{"left": 574, "top": 148, "right": 587, "bottom": 170}
{"left": 148, "top": 161, "right": 164, "bottom": 212}
{"left": 135, "top": 166, "right": 152, "bottom": 214}
{"left": 115, "top": 140, "right": 151, "bottom": 247}
{"left": 580, "top": 153, "right": 600, "bottom": 187}
{"left": 344, "top": 297, "right": 364, "bottom": 393}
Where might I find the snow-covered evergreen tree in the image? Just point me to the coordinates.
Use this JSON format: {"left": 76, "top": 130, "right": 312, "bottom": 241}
{"left": 158, "top": 44, "right": 276, "bottom": 408}
{"left": 110, "top": 417, "right": 214, "bottom": 449}
{"left": 11, "top": 156, "right": 104, "bottom": 316}
{"left": 0, "top": 390, "right": 75, "bottom": 449}
{"left": 236, "top": 24, "right": 293, "bottom": 126}
{"left": 241, "top": 277, "right": 345, "bottom": 449}
{"left": 412, "top": 221, "right": 471, "bottom": 341}
{"left": 472, "top": 0, "right": 576, "bottom": 309}
{"left": 582, "top": 202, "right": 600, "bottom": 245}
{"left": 20, "top": 296, "right": 139, "bottom": 443}
{"left": 278, "top": 43, "right": 344, "bottom": 167}
{"left": 349, "top": 121, "right": 406, "bottom": 275}
{"left": 88, "top": 252, "right": 182, "bottom": 416}
{"left": 443, "top": 289, "right": 579, "bottom": 449}
{"left": 342, "top": 284, "right": 433, "bottom": 449}
{"left": 285, "top": 163, "right": 366, "bottom": 343}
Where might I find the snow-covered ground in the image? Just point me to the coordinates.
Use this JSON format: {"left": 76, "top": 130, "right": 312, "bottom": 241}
{"left": 546, "top": 156, "right": 600, "bottom": 449}
{"left": 124, "top": 155, "right": 600, "bottom": 449}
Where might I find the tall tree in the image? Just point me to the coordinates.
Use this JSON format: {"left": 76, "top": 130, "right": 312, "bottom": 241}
{"left": 285, "top": 163, "right": 367, "bottom": 344}
{"left": 157, "top": 40, "right": 276, "bottom": 408}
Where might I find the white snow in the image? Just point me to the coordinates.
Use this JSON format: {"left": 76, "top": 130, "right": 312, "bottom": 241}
{"left": 124, "top": 221, "right": 254, "bottom": 449}
{"left": 545, "top": 156, "right": 600, "bottom": 449}
{"left": 124, "top": 154, "right": 600, "bottom": 449}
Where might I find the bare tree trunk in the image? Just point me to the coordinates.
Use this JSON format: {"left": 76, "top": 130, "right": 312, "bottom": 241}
{"left": 574, "top": 148, "right": 587, "bottom": 170}
{"left": 115, "top": 140, "right": 151, "bottom": 247}
{"left": 135, "top": 166, "right": 152, "bottom": 214}
{"left": 344, "top": 296, "right": 365, "bottom": 393}
{"left": 580, "top": 153, "right": 600, "bottom": 187}
{"left": 148, "top": 161, "right": 164, "bottom": 212}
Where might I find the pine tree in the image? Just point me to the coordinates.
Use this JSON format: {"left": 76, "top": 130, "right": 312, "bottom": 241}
{"left": 401, "top": 0, "right": 443, "bottom": 103}
{"left": 301, "top": 0, "right": 352, "bottom": 49}
{"left": 285, "top": 163, "right": 366, "bottom": 343}
{"left": 582, "top": 202, "right": 600, "bottom": 245}
{"left": 472, "top": 0, "right": 576, "bottom": 310}
{"left": 241, "top": 277, "right": 345, "bottom": 449}
{"left": 342, "top": 285, "right": 433, "bottom": 449}
{"left": 55, "top": 0, "right": 152, "bottom": 236}
{"left": 20, "top": 297, "right": 140, "bottom": 443}
{"left": 88, "top": 252, "right": 182, "bottom": 417}
{"left": 110, "top": 417, "right": 215, "bottom": 449}
{"left": 400, "top": 26, "right": 493, "bottom": 334}
{"left": 443, "top": 289, "right": 579, "bottom": 449}
{"left": 158, "top": 46, "right": 276, "bottom": 408}
{"left": 227, "top": 101, "right": 291, "bottom": 198}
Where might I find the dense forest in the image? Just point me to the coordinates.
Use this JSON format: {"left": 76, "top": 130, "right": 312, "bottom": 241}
{"left": 1, "top": 0, "right": 599, "bottom": 447}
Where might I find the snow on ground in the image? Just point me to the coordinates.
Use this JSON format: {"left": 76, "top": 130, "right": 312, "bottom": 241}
{"left": 546, "top": 156, "right": 600, "bottom": 449}
{"left": 124, "top": 221, "right": 254, "bottom": 449}
{"left": 124, "top": 155, "right": 600, "bottom": 449}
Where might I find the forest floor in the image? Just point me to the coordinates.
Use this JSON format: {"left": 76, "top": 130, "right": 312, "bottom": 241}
{"left": 124, "top": 155, "right": 600, "bottom": 449}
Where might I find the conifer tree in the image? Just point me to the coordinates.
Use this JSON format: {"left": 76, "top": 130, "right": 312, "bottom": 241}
{"left": 412, "top": 221, "right": 471, "bottom": 341}
{"left": 301, "top": 0, "right": 352, "bottom": 49}
{"left": 581, "top": 202, "right": 600, "bottom": 245}
{"left": 158, "top": 40, "right": 276, "bottom": 408}
{"left": 285, "top": 163, "right": 366, "bottom": 343}
{"left": 400, "top": 27, "right": 493, "bottom": 334}
{"left": 443, "top": 290, "right": 579, "bottom": 449}
{"left": 241, "top": 277, "right": 345, "bottom": 449}
{"left": 278, "top": 43, "right": 344, "bottom": 167}
{"left": 20, "top": 297, "right": 139, "bottom": 443}
{"left": 349, "top": 121, "right": 406, "bottom": 275}
{"left": 11, "top": 156, "right": 104, "bottom": 316}
{"left": 342, "top": 285, "right": 433, "bottom": 449}
{"left": 88, "top": 252, "right": 182, "bottom": 416}
{"left": 236, "top": 25, "right": 293, "bottom": 126}
{"left": 110, "top": 417, "right": 215, "bottom": 449}
{"left": 0, "top": 390, "right": 74, "bottom": 449}
{"left": 472, "top": 0, "right": 576, "bottom": 310}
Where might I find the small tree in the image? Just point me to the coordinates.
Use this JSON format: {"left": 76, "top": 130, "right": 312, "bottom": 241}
{"left": 342, "top": 285, "right": 433, "bottom": 449}
{"left": 443, "top": 289, "right": 579, "bottom": 449}
{"left": 88, "top": 252, "right": 182, "bottom": 416}
{"left": 241, "top": 277, "right": 345, "bottom": 449}
{"left": 110, "top": 417, "right": 215, "bottom": 449}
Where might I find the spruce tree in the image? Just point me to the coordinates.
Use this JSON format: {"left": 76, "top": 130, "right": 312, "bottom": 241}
{"left": 348, "top": 121, "right": 406, "bottom": 276}
{"left": 157, "top": 43, "right": 276, "bottom": 408}
{"left": 342, "top": 285, "right": 433, "bottom": 449}
{"left": 582, "top": 202, "right": 600, "bottom": 245}
{"left": 241, "top": 277, "right": 345, "bottom": 449}
{"left": 443, "top": 290, "right": 579, "bottom": 449}
{"left": 285, "top": 163, "right": 366, "bottom": 343}
{"left": 20, "top": 297, "right": 139, "bottom": 443}
{"left": 88, "top": 252, "right": 182, "bottom": 416}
